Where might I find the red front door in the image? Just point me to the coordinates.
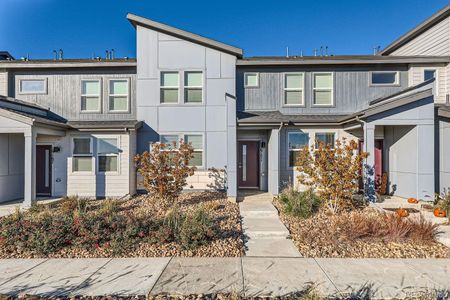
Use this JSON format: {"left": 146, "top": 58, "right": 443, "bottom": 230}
{"left": 374, "top": 140, "right": 383, "bottom": 188}
{"left": 36, "top": 145, "right": 52, "bottom": 195}
{"left": 238, "top": 141, "right": 259, "bottom": 188}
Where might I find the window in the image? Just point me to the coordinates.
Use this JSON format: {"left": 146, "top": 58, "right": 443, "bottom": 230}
{"left": 72, "top": 137, "right": 93, "bottom": 172}
{"left": 184, "top": 71, "right": 203, "bottom": 103}
{"left": 424, "top": 69, "right": 436, "bottom": 81}
{"left": 315, "top": 133, "right": 335, "bottom": 149}
{"left": 288, "top": 132, "right": 309, "bottom": 167}
{"left": 98, "top": 138, "right": 119, "bottom": 172}
{"left": 109, "top": 79, "right": 129, "bottom": 112}
{"left": 284, "top": 73, "right": 304, "bottom": 106}
{"left": 244, "top": 73, "right": 259, "bottom": 88}
{"left": 160, "top": 135, "right": 179, "bottom": 148}
{"left": 313, "top": 73, "right": 333, "bottom": 105}
{"left": 19, "top": 79, "right": 47, "bottom": 94}
{"left": 81, "top": 80, "right": 101, "bottom": 112}
{"left": 371, "top": 71, "right": 399, "bottom": 85}
{"left": 185, "top": 134, "right": 203, "bottom": 167}
{"left": 160, "top": 72, "right": 179, "bottom": 103}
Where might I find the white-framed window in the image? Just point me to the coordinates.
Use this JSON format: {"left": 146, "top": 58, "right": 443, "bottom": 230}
{"left": 98, "top": 137, "right": 119, "bottom": 173}
{"left": 184, "top": 134, "right": 203, "bottom": 167}
{"left": 109, "top": 79, "right": 129, "bottom": 112}
{"left": 315, "top": 132, "right": 335, "bottom": 149}
{"left": 288, "top": 132, "right": 309, "bottom": 167}
{"left": 81, "top": 79, "right": 101, "bottom": 112}
{"left": 370, "top": 71, "right": 399, "bottom": 86}
{"left": 313, "top": 72, "right": 333, "bottom": 106}
{"left": 160, "top": 72, "right": 179, "bottom": 103}
{"left": 19, "top": 79, "right": 47, "bottom": 94}
{"left": 244, "top": 73, "right": 259, "bottom": 88}
{"left": 160, "top": 135, "right": 180, "bottom": 148}
{"left": 72, "top": 137, "right": 93, "bottom": 172}
{"left": 284, "top": 73, "right": 304, "bottom": 106}
{"left": 184, "top": 71, "right": 203, "bottom": 103}
{"left": 424, "top": 69, "right": 436, "bottom": 81}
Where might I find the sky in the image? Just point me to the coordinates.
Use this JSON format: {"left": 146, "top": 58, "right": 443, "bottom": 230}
{"left": 0, "top": 0, "right": 449, "bottom": 59}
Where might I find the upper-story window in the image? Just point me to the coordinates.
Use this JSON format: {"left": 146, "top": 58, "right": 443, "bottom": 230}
{"left": 244, "top": 73, "right": 259, "bottom": 88}
{"left": 19, "top": 79, "right": 47, "bottom": 94}
{"left": 313, "top": 73, "right": 333, "bottom": 106}
{"left": 184, "top": 71, "right": 203, "bottom": 103}
{"left": 160, "top": 72, "right": 179, "bottom": 103}
{"left": 81, "top": 80, "right": 101, "bottom": 112}
{"left": 109, "top": 79, "right": 129, "bottom": 112}
{"left": 315, "top": 132, "right": 335, "bottom": 149}
{"left": 424, "top": 69, "right": 436, "bottom": 81}
{"left": 72, "top": 137, "right": 93, "bottom": 172}
{"left": 284, "top": 73, "right": 304, "bottom": 106}
{"left": 288, "top": 132, "right": 309, "bottom": 167}
{"left": 370, "top": 71, "right": 399, "bottom": 86}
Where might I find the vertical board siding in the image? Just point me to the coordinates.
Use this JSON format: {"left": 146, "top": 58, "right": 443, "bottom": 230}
{"left": 10, "top": 68, "right": 136, "bottom": 121}
{"left": 237, "top": 67, "right": 409, "bottom": 114}
{"left": 391, "top": 16, "right": 450, "bottom": 56}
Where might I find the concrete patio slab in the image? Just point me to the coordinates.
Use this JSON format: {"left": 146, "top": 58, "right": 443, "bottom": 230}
{"left": 74, "top": 258, "right": 171, "bottom": 296}
{"left": 242, "top": 257, "right": 337, "bottom": 297}
{"left": 315, "top": 258, "right": 441, "bottom": 299}
{"left": 0, "top": 259, "right": 48, "bottom": 286}
{"left": 404, "top": 258, "right": 450, "bottom": 289}
{"left": 151, "top": 257, "right": 242, "bottom": 295}
{"left": 0, "top": 258, "right": 111, "bottom": 297}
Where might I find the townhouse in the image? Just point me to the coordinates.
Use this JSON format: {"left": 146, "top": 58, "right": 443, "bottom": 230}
{"left": 1, "top": 4, "right": 450, "bottom": 205}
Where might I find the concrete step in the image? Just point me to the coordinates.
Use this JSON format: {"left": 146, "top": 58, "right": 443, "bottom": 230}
{"left": 245, "top": 238, "right": 302, "bottom": 257}
{"left": 240, "top": 211, "right": 280, "bottom": 218}
{"left": 245, "top": 231, "right": 290, "bottom": 239}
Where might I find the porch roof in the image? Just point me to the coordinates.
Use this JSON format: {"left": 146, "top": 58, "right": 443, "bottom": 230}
{"left": 67, "top": 120, "right": 143, "bottom": 131}
{"left": 237, "top": 111, "right": 350, "bottom": 126}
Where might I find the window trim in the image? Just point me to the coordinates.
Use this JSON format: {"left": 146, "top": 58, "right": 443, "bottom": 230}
{"left": 244, "top": 72, "right": 259, "bottom": 88}
{"left": 160, "top": 71, "right": 180, "bottom": 104}
{"left": 312, "top": 72, "right": 334, "bottom": 107}
{"left": 287, "top": 131, "right": 309, "bottom": 168}
{"left": 159, "top": 133, "right": 204, "bottom": 169}
{"left": 108, "top": 78, "right": 130, "bottom": 113}
{"left": 424, "top": 68, "right": 438, "bottom": 96}
{"left": 314, "top": 132, "right": 336, "bottom": 149}
{"left": 80, "top": 79, "right": 102, "bottom": 113}
{"left": 71, "top": 137, "right": 94, "bottom": 174}
{"left": 283, "top": 72, "right": 305, "bottom": 107}
{"left": 183, "top": 71, "right": 204, "bottom": 104}
{"left": 97, "top": 136, "right": 120, "bottom": 174}
{"left": 18, "top": 78, "right": 48, "bottom": 95}
{"left": 369, "top": 71, "right": 400, "bottom": 87}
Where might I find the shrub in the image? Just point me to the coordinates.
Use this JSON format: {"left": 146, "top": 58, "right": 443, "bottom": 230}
{"left": 279, "top": 187, "right": 321, "bottom": 219}
{"left": 134, "top": 140, "right": 196, "bottom": 203}
{"left": 59, "top": 196, "right": 89, "bottom": 215}
{"left": 296, "top": 138, "right": 368, "bottom": 213}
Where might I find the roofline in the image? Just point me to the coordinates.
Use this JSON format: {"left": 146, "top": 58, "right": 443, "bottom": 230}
{"left": 126, "top": 13, "right": 243, "bottom": 58}
{"left": 381, "top": 4, "right": 450, "bottom": 55}
{"left": 0, "top": 60, "right": 136, "bottom": 69}
{"left": 67, "top": 120, "right": 143, "bottom": 131}
{"left": 237, "top": 56, "right": 450, "bottom": 66}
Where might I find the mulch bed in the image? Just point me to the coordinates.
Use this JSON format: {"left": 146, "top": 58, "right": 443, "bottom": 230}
{"left": 273, "top": 200, "right": 450, "bottom": 258}
{"left": 0, "top": 192, "right": 244, "bottom": 258}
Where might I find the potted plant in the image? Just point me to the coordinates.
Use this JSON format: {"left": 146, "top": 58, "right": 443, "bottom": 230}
{"left": 434, "top": 189, "right": 450, "bottom": 218}
{"left": 407, "top": 197, "right": 418, "bottom": 204}
{"left": 396, "top": 208, "right": 409, "bottom": 218}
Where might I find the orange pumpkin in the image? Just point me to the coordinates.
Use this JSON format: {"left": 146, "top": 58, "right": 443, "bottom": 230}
{"left": 434, "top": 208, "right": 447, "bottom": 218}
{"left": 407, "top": 198, "right": 418, "bottom": 204}
{"left": 396, "top": 208, "right": 409, "bottom": 218}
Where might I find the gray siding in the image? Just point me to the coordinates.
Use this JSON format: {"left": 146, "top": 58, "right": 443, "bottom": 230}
{"left": 8, "top": 68, "right": 136, "bottom": 121}
{"left": 237, "top": 66, "right": 409, "bottom": 114}
{"left": 0, "top": 133, "right": 24, "bottom": 203}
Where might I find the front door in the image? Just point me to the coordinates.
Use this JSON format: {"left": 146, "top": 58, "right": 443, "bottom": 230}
{"left": 374, "top": 139, "right": 383, "bottom": 188}
{"left": 36, "top": 145, "right": 52, "bottom": 196}
{"left": 238, "top": 141, "right": 259, "bottom": 189}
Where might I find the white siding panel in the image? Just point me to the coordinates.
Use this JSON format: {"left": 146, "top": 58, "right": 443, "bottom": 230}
{"left": 0, "top": 71, "right": 7, "bottom": 96}
{"left": 137, "top": 26, "right": 158, "bottom": 79}
{"left": 158, "top": 106, "right": 206, "bottom": 132}
{"left": 408, "top": 64, "right": 447, "bottom": 103}
{"left": 158, "top": 41, "right": 205, "bottom": 69}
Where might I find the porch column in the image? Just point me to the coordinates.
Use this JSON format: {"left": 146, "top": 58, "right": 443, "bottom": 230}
{"left": 226, "top": 94, "right": 237, "bottom": 201}
{"left": 417, "top": 124, "right": 434, "bottom": 201}
{"left": 23, "top": 129, "right": 36, "bottom": 207}
{"left": 268, "top": 128, "right": 280, "bottom": 195}
{"left": 363, "top": 123, "right": 376, "bottom": 202}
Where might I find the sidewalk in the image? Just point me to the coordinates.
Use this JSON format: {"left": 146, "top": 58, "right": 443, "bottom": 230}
{"left": 1, "top": 257, "right": 449, "bottom": 298}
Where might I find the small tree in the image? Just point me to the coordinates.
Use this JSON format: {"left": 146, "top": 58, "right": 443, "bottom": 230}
{"left": 134, "top": 140, "right": 196, "bottom": 203}
{"left": 296, "top": 138, "right": 368, "bottom": 213}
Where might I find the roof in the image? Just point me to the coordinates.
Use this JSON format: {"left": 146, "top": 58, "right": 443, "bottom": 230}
{"left": 381, "top": 4, "right": 450, "bottom": 55}
{"left": 0, "top": 51, "right": 14, "bottom": 60}
{"left": 237, "top": 55, "right": 450, "bottom": 66}
{"left": 237, "top": 111, "right": 350, "bottom": 125}
{"left": 127, "top": 13, "right": 243, "bottom": 58}
{"left": 0, "top": 58, "right": 136, "bottom": 69}
{"left": 437, "top": 104, "right": 450, "bottom": 119}
{"left": 67, "top": 120, "right": 142, "bottom": 130}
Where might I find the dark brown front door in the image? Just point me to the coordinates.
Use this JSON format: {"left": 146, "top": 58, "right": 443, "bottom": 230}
{"left": 36, "top": 145, "right": 52, "bottom": 196}
{"left": 238, "top": 141, "right": 259, "bottom": 188}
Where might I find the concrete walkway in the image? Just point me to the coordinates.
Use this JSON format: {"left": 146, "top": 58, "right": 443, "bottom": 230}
{"left": 239, "top": 191, "right": 301, "bottom": 257}
{"left": 0, "top": 257, "right": 449, "bottom": 298}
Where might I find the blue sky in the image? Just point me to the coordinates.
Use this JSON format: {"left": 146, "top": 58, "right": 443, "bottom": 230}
{"left": 1, "top": 0, "right": 449, "bottom": 59}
